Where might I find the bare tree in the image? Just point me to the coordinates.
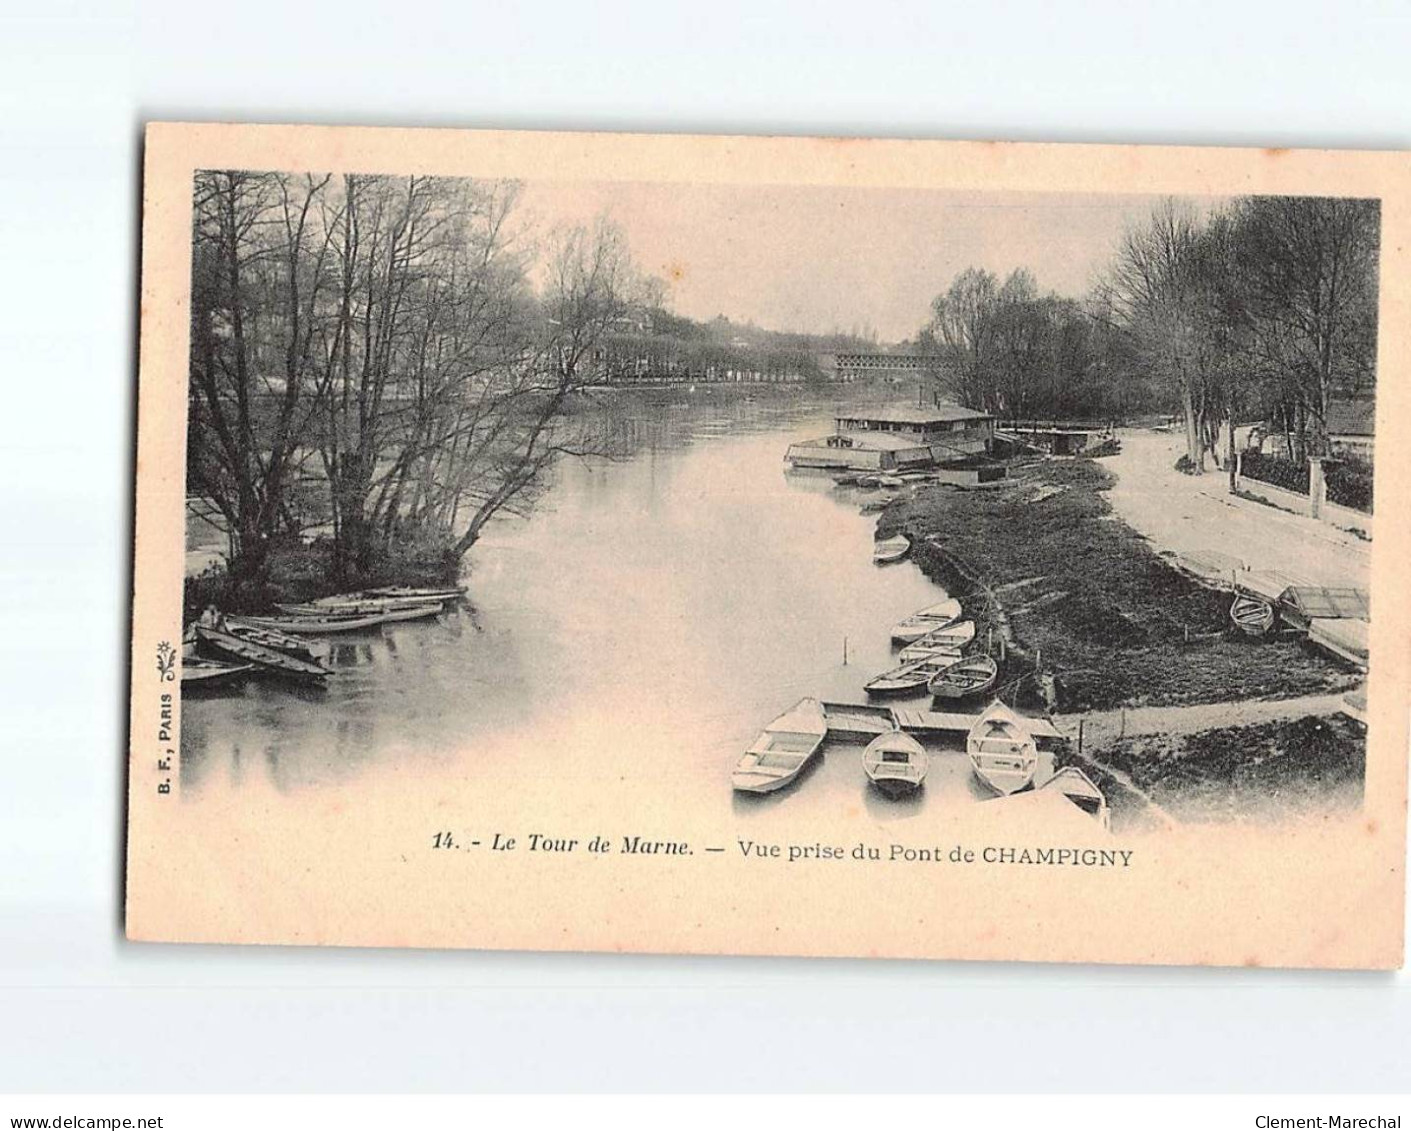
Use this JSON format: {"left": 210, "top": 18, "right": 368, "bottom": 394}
{"left": 188, "top": 170, "right": 335, "bottom": 584}
{"left": 443, "top": 217, "right": 643, "bottom": 560}
{"left": 1232, "top": 196, "right": 1379, "bottom": 457}
{"left": 1102, "top": 198, "right": 1217, "bottom": 468}
{"left": 921, "top": 267, "right": 999, "bottom": 410}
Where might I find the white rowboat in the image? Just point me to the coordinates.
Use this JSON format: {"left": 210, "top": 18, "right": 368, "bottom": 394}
{"left": 865, "top": 652, "right": 962, "bottom": 697}
{"left": 873, "top": 534, "right": 911, "bottom": 564}
{"left": 966, "top": 700, "right": 1039, "bottom": 796}
{"left": 242, "top": 603, "right": 444, "bottom": 634}
{"left": 1039, "top": 766, "right": 1110, "bottom": 830}
{"left": 862, "top": 730, "right": 929, "bottom": 796}
{"left": 890, "top": 599, "right": 963, "bottom": 644}
{"left": 731, "top": 698, "right": 829, "bottom": 793}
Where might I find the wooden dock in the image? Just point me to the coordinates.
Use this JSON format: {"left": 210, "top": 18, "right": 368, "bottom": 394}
{"left": 820, "top": 701, "right": 1063, "bottom": 742}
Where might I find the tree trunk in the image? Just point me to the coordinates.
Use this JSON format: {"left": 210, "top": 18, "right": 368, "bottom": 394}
{"left": 1181, "top": 382, "right": 1201, "bottom": 471}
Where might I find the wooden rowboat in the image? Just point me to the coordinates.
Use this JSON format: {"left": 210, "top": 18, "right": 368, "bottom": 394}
{"left": 966, "top": 700, "right": 1039, "bottom": 796}
{"left": 277, "top": 591, "right": 455, "bottom": 615}
{"left": 1229, "top": 594, "right": 1276, "bottom": 637}
{"left": 897, "top": 638, "right": 964, "bottom": 664}
{"left": 873, "top": 534, "right": 911, "bottom": 564}
{"left": 221, "top": 617, "right": 322, "bottom": 662}
{"left": 862, "top": 730, "right": 929, "bottom": 797}
{"left": 181, "top": 656, "right": 254, "bottom": 689}
{"left": 243, "top": 603, "right": 444, "bottom": 634}
{"left": 731, "top": 698, "right": 828, "bottom": 793}
{"left": 928, "top": 654, "right": 999, "bottom": 699}
{"left": 1039, "top": 766, "right": 1110, "bottom": 830}
{"left": 866, "top": 653, "right": 962, "bottom": 697}
{"left": 896, "top": 618, "right": 975, "bottom": 656}
{"left": 366, "top": 585, "right": 466, "bottom": 602}
{"left": 195, "top": 625, "right": 333, "bottom": 682}
{"left": 890, "top": 599, "right": 963, "bottom": 644}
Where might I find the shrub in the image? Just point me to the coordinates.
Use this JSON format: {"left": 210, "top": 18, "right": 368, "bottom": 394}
{"left": 1325, "top": 456, "right": 1374, "bottom": 514}
{"left": 1241, "top": 451, "right": 1309, "bottom": 495}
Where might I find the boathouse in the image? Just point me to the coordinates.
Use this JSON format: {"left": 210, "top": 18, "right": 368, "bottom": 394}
{"left": 785, "top": 405, "right": 994, "bottom": 471}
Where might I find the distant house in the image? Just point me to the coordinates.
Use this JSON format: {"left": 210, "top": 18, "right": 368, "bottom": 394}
{"left": 1326, "top": 396, "right": 1375, "bottom": 461}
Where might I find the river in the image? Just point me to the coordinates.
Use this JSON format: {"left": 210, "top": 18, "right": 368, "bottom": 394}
{"left": 180, "top": 388, "right": 1053, "bottom": 826}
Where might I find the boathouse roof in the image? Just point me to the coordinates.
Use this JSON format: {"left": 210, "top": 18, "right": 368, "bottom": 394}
{"left": 834, "top": 431, "right": 934, "bottom": 450}
{"left": 835, "top": 404, "right": 991, "bottom": 425}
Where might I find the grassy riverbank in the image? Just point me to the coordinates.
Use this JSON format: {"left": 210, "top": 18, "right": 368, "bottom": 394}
{"left": 882, "top": 458, "right": 1362, "bottom": 713}
{"left": 1091, "top": 714, "right": 1366, "bottom": 823}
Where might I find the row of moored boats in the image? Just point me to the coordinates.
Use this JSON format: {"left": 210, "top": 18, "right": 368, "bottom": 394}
{"left": 863, "top": 598, "right": 999, "bottom": 699}
{"left": 732, "top": 696, "right": 1105, "bottom": 825}
{"left": 182, "top": 585, "right": 466, "bottom": 690}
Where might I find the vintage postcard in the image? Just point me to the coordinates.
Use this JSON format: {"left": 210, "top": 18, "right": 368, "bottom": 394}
{"left": 127, "top": 123, "right": 1408, "bottom": 968}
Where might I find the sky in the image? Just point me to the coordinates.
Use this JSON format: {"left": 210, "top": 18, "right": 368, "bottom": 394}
{"left": 517, "top": 181, "right": 1196, "bottom": 342}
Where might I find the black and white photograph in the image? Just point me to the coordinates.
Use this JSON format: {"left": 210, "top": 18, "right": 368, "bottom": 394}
{"left": 176, "top": 175, "right": 1376, "bottom": 832}
{"left": 117, "top": 125, "right": 1406, "bottom": 972}
{"left": 7, "top": 3, "right": 1411, "bottom": 1111}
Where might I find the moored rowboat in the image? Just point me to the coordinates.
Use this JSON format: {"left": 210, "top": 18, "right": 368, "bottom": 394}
{"left": 221, "top": 617, "right": 322, "bottom": 662}
{"left": 1230, "top": 594, "right": 1276, "bottom": 637}
{"left": 890, "top": 599, "right": 963, "bottom": 644}
{"left": 873, "top": 534, "right": 911, "bottom": 564}
{"left": 1039, "top": 766, "right": 1110, "bottom": 830}
{"left": 897, "top": 638, "right": 964, "bottom": 664}
{"left": 928, "top": 654, "right": 999, "bottom": 699}
{"left": 277, "top": 591, "right": 457, "bottom": 615}
{"left": 896, "top": 620, "right": 975, "bottom": 660}
{"left": 732, "top": 698, "right": 829, "bottom": 793}
{"left": 966, "top": 700, "right": 1039, "bottom": 796}
{"left": 195, "top": 625, "right": 333, "bottom": 682}
{"left": 366, "top": 585, "right": 466, "bottom": 602}
{"left": 181, "top": 657, "right": 254, "bottom": 689}
{"left": 861, "top": 730, "right": 929, "bottom": 797}
{"left": 242, "top": 603, "right": 444, "bottom": 634}
{"left": 866, "top": 652, "right": 962, "bottom": 697}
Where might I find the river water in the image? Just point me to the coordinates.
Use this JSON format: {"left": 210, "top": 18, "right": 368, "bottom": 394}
{"left": 180, "top": 389, "right": 1051, "bottom": 826}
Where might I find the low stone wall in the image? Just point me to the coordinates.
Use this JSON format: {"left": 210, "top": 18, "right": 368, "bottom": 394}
{"left": 1237, "top": 476, "right": 1312, "bottom": 517}
{"left": 1235, "top": 453, "right": 1373, "bottom": 540}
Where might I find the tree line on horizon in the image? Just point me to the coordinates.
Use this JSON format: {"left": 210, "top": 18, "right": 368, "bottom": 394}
{"left": 916, "top": 195, "right": 1380, "bottom": 473}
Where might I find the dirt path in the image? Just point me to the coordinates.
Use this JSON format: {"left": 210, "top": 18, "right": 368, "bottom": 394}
{"left": 1104, "top": 429, "right": 1370, "bottom": 591}
{"left": 1053, "top": 690, "right": 1355, "bottom": 749}
{"left": 1053, "top": 690, "right": 1357, "bottom": 830}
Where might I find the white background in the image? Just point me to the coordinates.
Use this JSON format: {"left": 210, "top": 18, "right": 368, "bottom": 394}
{"left": 1, "top": 0, "right": 1409, "bottom": 1094}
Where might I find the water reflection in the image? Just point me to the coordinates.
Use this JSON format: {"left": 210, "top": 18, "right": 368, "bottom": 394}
{"left": 181, "top": 388, "right": 1035, "bottom": 824}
